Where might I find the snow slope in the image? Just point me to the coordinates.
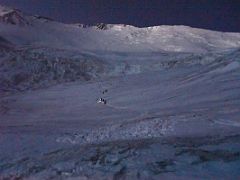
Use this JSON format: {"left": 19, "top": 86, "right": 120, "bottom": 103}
{"left": 1, "top": 49, "right": 240, "bottom": 179}
{"left": 0, "top": 4, "right": 240, "bottom": 179}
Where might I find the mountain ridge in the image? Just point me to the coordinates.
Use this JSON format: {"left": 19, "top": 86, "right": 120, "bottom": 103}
{"left": 0, "top": 4, "right": 239, "bottom": 34}
{"left": 0, "top": 4, "right": 240, "bottom": 53}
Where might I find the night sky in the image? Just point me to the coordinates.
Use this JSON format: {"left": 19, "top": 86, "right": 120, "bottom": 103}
{"left": 0, "top": 0, "right": 239, "bottom": 32}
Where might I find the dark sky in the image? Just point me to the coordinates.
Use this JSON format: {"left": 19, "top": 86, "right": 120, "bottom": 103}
{"left": 0, "top": 0, "right": 239, "bottom": 32}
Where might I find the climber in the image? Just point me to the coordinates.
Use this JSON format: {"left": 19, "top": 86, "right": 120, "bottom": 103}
{"left": 102, "top": 89, "right": 108, "bottom": 94}
{"left": 97, "top": 98, "right": 107, "bottom": 104}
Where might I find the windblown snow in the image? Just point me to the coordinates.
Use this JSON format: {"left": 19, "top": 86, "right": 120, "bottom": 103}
{"left": 0, "top": 5, "right": 240, "bottom": 179}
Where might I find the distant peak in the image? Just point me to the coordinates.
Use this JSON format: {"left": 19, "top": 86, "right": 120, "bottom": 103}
{"left": 0, "top": 5, "right": 30, "bottom": 26}
{"left": 0, "top": 5, "right": 19, "bottom": 16}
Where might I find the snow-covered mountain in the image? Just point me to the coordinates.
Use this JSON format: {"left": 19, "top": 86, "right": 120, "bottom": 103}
{"left": 0, "top": 4, "right": 240, "bottom": 94}
{"left": 0, "top": 5, "right": 240, "bottom": 53}
{"left": 1, "top": 4, "right": 240, "bottom": 179}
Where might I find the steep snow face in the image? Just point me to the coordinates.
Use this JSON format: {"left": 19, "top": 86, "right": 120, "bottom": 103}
{"left": 0, "top": 6, "right": 240, "bottom": 53}
{"left": 2, "top": 45, "right": 231, "bottom": 94}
